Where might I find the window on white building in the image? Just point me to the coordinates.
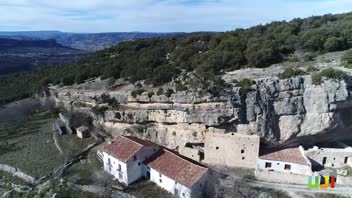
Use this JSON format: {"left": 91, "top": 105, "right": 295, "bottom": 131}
{"left": 118, "top": 164, "right": 121, "bottom": 171}
{"left": 159, "top": 179, "right": 162, "bottom": 183}
{"left": 345, "top": 157, "right": 348, "bottom": 164}
{"left": 133, "top": 155, "right": 137, "bottom": 161}
{"left": 241, "top": 149, "right": 245, "bottom": 154}
{"left": 265, "top": 162, "right": 272, "bottom": 168}
{"left": 138, "top": 162, "right": 141, "bottom": 166}
{"left": 284, "top": 164, "right": 291, "bottom": 170}
{"left": 159, "top": 173, "right": 162, "bottom": 177}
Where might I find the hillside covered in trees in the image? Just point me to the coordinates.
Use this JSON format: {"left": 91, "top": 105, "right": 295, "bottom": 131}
{"left": 1, "top": 12, "right": 352, "bottom": 105}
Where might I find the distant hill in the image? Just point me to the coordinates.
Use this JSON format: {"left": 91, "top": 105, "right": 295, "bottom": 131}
{"left": 0, "top": 38, "right": 86, "bottom": 75}
{"left": 0, "top": 31, "right": 183, "bottom": 51}
{"left": 0, "top": 38, "right": 63, "bottom": 49}
{"left": 2, "top": 12, "right": 352, "bottom": 105}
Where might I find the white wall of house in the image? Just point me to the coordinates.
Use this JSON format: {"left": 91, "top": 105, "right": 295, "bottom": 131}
{"left": 103, "top": 153, "right": 128, "bottom": 184}
{"left": 126, "top": 147, "right": 158, "bottom": 184}
{"left": 190, "top": 173, "right": 208, "bottom": 198}
{"left": 257, "top": 159, "right": 312, "bottom": 176}
{"left": 103, "top": 146, "right": 158, "bottom": 185}
{"left": 149, "top": 168, "right": 192, "bottom": 198}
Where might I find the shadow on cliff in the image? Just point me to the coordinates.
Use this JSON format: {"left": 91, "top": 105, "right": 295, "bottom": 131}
{"left": 264, "top": 108, "right": 352, "bottom": 150}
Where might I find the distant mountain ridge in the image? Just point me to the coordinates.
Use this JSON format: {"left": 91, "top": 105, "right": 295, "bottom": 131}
{"left": 0, "top": 31, "right": 184, "bottom": 51}
{"left": 0, "top": 38, "right": 65, "bottom": 49}
{"left": 0, "top": 31, "right": 182, "bottom": 75}
{"left": 0, "top": 37, "right": 86, "bottom": 75}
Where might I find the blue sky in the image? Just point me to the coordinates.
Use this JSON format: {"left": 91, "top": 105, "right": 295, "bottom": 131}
{"left": 0, "top": 0, "right": 351, "bottom": 33}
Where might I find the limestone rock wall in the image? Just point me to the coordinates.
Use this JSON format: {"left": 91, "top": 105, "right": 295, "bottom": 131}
{"left": 49, "top": 75, "right": 352, "bottom": 148}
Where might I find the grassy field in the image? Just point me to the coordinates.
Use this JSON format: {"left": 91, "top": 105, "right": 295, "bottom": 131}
{"left": 0, "top": 107, "right": 97, "bottom": 178}
{"left": 0, "top": 171, "right": 29, "bottom": 186}
{"left": 126, "top": 180, "right": 172, "bottom": 198}
{"left": 0, "top": 111, "right": 65, "bottom": 178}
{"left": 63, "top": 152, "right": 109, "bottom": 186}
{"left": 57, "top": 133, "right": 95, "bottom": 161}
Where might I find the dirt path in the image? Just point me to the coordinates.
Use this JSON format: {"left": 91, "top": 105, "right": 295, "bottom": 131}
{"left": 217, "top": 168, "right": 352, "bottom": 196}
{"left": 52, "top": 130, "right": 64, "bottom": 155}
{"left": 241, "top": 176, "right": 352, "bottom": 196}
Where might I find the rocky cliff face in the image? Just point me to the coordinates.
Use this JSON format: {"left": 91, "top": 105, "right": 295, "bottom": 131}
{"left": 49, "top": 75, "right": 352, "bottom": 150}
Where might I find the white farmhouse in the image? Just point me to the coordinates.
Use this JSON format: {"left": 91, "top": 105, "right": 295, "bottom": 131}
{"left": 257, "top": 146, "right": 312, "bottom": 175}
{"left": 102, "top": 136, "right": 159, "bottom": 185}
{"left": 145, "top": 148, "right": 208, "bottom": 198}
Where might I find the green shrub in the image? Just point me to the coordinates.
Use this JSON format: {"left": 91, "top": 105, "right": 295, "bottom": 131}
{"left": 302, "top": 52, "right": 317, "bottom": 61}
{"left": 91, "top": 106, "right": 108, "bottom": 116}
{"left": 156, "top": 88, "right": 164, "bottom": 96}
{"left": 306, "top": 65, "right": 318, "bottom": 72}
{"left": 287, "top": 54, "right": 300, "bottom": 62}
{"left": 232, "top": 79, "right": 238, "bottom": 83}
{"left": 147, "top": 92, "right": 154, "bottom": 98}
{"left": 341, "top": 49, "right": 352, "bottom": 64}
{"left": 106, "top": 77, "right": 116, "bottom": 86}
{"left": 341, "top": 49, "right": 352, "bottom": 68}
{"left": 135, "top": 82, "right": 143, "bottom": 88}
{"left": 320, "top": 68, "right": 346, "bottom": 80}
{"left": 131, "top": 89, "right": 145, "bottom": 98}
{"left": 165, "top": 89, "right": 174, "bottom": 97}
{"left": 311, "top": 74, "right": 322, "bottom": 85}
{"left": 238, "top": 78, "right": 255, "bottom": 91}
{"left": 342, "top": 60, "right": 352, "bottom": 69}
{"left": 324, "top": 37, "right": 344, "bottom": 52}
{"left": 176, "top": 83, "right": 188, "bottom": 92}
{"left": 278, "top": 68, "right": 306, "bottom": 79}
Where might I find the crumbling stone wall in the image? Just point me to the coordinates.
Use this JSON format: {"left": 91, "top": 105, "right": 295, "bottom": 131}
{"left": 305, "top": 147, "right": 352, "bottom": 168}
{"left": 204, "top": 130, "right": 260, "bottom": 169}
{"left": 254, "top": 170, "right": 308, "bottom": 185}
{"left": 0, "top": 164, "right": 35, "bottom": 184}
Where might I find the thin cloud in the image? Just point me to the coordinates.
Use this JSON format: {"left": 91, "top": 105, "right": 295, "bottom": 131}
{"left": 0, "top": 0, "right": 350, "bottom": 32}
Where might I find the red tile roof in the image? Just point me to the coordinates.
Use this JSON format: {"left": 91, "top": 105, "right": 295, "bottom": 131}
{"left": 259, "top": 147, "right": 309, "bottom": 165}
{"left": 102, "top": 136, "right": 155, "bottom": 162}
{"left": 146, "top": 149, "right": 208, "bottom": 188}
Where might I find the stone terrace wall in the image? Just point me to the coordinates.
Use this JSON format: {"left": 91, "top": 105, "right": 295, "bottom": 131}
{"left": 0, "top": 164, "right": 35, "bottom": 184}
{"left": 255, "top": 170, "right": 309, "bottom": 185}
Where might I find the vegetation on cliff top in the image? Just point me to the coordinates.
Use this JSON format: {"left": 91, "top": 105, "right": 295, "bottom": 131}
{"left": 2, "top": 12, "right": 352, "bottom": 104}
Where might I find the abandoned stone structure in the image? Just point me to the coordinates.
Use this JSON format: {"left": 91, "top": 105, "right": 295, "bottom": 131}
{"left": 179, "top": 146, "right": 203, "bottom": 162}
{"left": 305, "top": 146, "right": 352, "bottom": 168}
{"left": 59, "top": 113, "right": 73, "bottom": 134}
{"left": 257, "top": 146, "right": 312, "bottom": 176}
{"left": 204, "top": 130, "right": 260, "bottom": 169}
{"left": 76, "top": 126, "right": 90, "bottom": 139}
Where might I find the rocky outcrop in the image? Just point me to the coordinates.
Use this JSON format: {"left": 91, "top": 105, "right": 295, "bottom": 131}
{"left": 49, "top": 75, "right": 352, "bottom": 149}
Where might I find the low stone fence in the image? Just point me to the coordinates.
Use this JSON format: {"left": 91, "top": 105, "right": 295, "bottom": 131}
{"left": 66, "top": 182, "right": 105, "bottom": 194}
{"left": 0, "top": 164, "right": 35, "bottom": 184}
{"left": 337, "top": 175, "right": 352, "bottom": 186}
{"left": 255, "top": 170, "right": 309, "bottom": 185}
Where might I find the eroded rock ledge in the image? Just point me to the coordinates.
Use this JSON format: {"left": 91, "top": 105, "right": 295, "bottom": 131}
{"left": 47, "top": 75, "right": 352, "bottom": 150}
